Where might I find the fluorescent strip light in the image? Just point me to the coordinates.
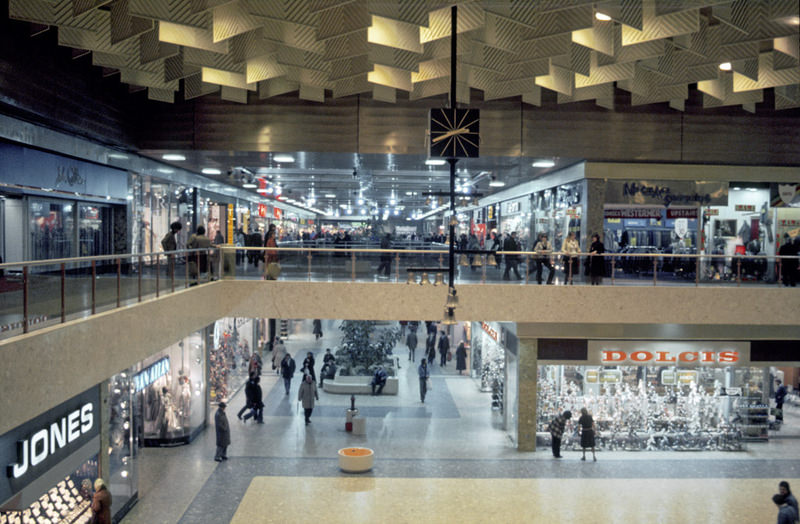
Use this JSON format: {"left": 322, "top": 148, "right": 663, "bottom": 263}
{"left": 242, "top": 183, "right": 258, "bottom": 188}
{"left": 489, "top": 181, "right": 506, "bottom": 187}
{"left": 162, "top": 154, "right": 186, "bottom": 161}
{"left": 325, "top": 194, "right": 336, "bottom": 198}
{"left": 108, "top": 153, "right": 128, "bottom": 160}
{"left": 273, "top": 154, "right": 295, "bottom": 163}
{"left": 202, "top": 168, "right": 222, "bottom": 175}
{"left": 425, "top": 159, "right": 446, "bottom": 166}
{"left": 719, "top": 62, "right": 732, "bottom": 71}
{"left": 532, "top": 160, "right": 555, "bottom": 168}
{"left": 595, "top": 12, "right": 611, "bottom": 21}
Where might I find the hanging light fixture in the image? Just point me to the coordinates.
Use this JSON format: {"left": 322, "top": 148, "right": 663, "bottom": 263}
{"left": 441, "top": 306, "right": 457, "bottom": 325}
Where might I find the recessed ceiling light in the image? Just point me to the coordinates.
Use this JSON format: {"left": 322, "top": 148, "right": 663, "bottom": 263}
{"left": 532, "top": 160, "right": 556, "bottom": 168}
{"left": 595, "top": 12, "right": 611, "bottom": 21}
{"left": 489, "top": 181, "right": 506, "bottom": 187}
{"left": 732, "top": 186, "right": 742, "bottom": 191}
{"left": 202, "top": 168, "right": 222, "bottom": 175}
{"left": 273, "top": 154, "right": 295, "bottom": 163}
{"left": 719, "top": 62, "right": 732, "bottom": 71}
{"left": 746, "top": 187, "right": 758, "bottom": 192}
{"left": 425, "top": 159, "right": 446, "bottom": 166}
{"left": 242, "top": 183, "right": 258, "bottom": 188}
{"left": 162, "top": 154, "right": 186, "bottom": 161}
{"left": 325, "top": 194, "right": 336, "bottom": 198}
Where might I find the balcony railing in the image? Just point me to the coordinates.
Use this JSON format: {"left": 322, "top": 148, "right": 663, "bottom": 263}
{"left": 0, "top": 245, "right": 797, "bottom": 340}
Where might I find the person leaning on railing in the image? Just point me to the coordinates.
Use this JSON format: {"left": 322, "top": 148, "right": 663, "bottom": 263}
{"left": 186, "top": 225, "right": 211, "bottom": 283}
{"left": 588, "top": 233, "right": 606, "bottom": 286}
{"left": 562, "top": 231, "right": 579, "bottom": 285}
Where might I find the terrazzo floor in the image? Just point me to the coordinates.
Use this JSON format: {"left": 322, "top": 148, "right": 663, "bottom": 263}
{"left": 120, "top": 320, "right": 800, "bottom": 524}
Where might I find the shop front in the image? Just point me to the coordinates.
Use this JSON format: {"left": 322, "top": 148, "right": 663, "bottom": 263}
{"left": 0, "top": 387, "right": 109, "bottom": 524}
{"left": 209, "top": 318, "right": 255, "bottom": 406}
{"left": 497, "top": 197, "right": 531, "bottom": 248}
{"left": 0, "top": 142, "right": 127, "bottom": 263}
{"left": 470, "top": 322, "right": 518, "bottom": 440}
{"left": 535, "top": 340, "right": 779, "bottom": 452}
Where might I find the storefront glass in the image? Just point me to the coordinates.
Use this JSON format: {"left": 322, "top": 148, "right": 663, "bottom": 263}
{"left": 130, "top": 174, "right": 193, "bottom": 257}
{"left": 107, "top": 372, "right": 137, "bottom": 518}
{"left": 536, "top": 363, "right": 770, "bottom": 451}
{"left": 29, "top": 198, "right": 75, "bottom": 260}
{"left": 209, "top": 318, "right": 255, "bottom": 405}
{"left": 78, "top": 204, "right": 111, "bottom": 257}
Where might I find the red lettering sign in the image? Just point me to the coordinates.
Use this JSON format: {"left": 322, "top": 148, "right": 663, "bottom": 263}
{"left": 481, "top": 322, "right": 498, "bottom": 342}
{"left": 666, "top": 208, "right": 698, "bottom": 219}
{"left": 258, "top": 204, "right": 267, "bottom": 217}
{"left": 601, "top": 350, "right": 739, "bottom": 364}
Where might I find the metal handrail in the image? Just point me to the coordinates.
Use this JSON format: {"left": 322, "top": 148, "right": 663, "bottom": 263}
{"left": 0, "top": 248, "right": 216, "bottom": 270}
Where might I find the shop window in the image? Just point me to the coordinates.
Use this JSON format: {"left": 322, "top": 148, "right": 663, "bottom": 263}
{"left": 29, "top": 199, "right": 74, "bottom": 260}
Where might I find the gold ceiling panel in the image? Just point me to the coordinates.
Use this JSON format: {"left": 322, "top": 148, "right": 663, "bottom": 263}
{"left": 9, "top": 0, "right": 797, "bottom": 112}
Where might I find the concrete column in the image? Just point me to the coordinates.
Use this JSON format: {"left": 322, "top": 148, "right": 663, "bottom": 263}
{"left": 582, "top": 179, "right": 607, "bottom": 250}
{"left": 517, "top": 338, "right": 538, "bottom": 451}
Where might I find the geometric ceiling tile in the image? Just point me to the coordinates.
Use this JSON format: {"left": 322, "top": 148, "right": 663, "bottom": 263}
{"left": 184, "top": 46, "right": 244, "bottom": 73}
{"left": 277, "top": 45, "right": 329, "bottom": 74}
{"left": 247, "top": 0, "right": 317, "bottom": 27}
{"left": 596, "top": 30, "right": 663, "bottom": 66}
{"left": 220, "top": 85, "right": 249, "bottom": 104}
{"left": 368, "top": 63, "right": 413, "bottom": 91}
{"left": 412, "top": 58, "right": 450, "bottom": 83}
{"left": 228, "top": 29, "right": 279, "bottom": 63}
{"left": 595, "top": 0, "right": 643, "bottom": 31}
{"left": 127, "top": 0, "right": 170, "bottom": 22}
{"left": 519, "top": 4, "right": 593, "bottom": 40}
{"left": 572, "top": 17, "right": 615, "bottom": 56}
{"left": 367, "top": 0, "right": 433, "bottom": 26}
{"left": 372, "top": 84, "right": 396, "bottom": 104}
{"left": 164, "top": 50, "right": 198, "bottom": 81}
{"left": 299, "top": 84, "right": 325, "bottom": 103}
{"left": 283, "top": 65, "right": 329, "bottom": 88}
{"left": 521, "top": 85, "right": 542, "bottom": 107}
{"left": 120, "top": 68, "right": 179, "bottom": 90}
{"left": 773, "top": 35, "right": 800, "bottom": 71}
{"left": 368, "top": 44, "right": 421, "bottom": 72}
{"left": 775, "top": 85, "right": 800, "bottom": 110}
{"left": 697, "top": 75, "right": 727, "bottom": 101}
{"left": 409, "top": 76, "right": 449, "bottom": 100}
{"left": 332, "top": 74, "right": 372, "bottom": 98}
{"left": 159, "top": 20, "right": 229, "bottom": 54}
{"left": 733, "top": 52, "right": 800, "bottom": 92}
{"left": 140, "top": 26, "right": 179, "bottom": 64}
{"left": 501, "top": 57, "right": 550, "bottom": 81}
{"left": 258, "top": 77, "right": 299, "bottom": 98}
{"left": 483, "top": 77, "right": 535, "bottom": 101}
{"left": 110, "top": 0, "right": 152, "bottom": 45}
{"left": 316, "top": 0, "right": 371, "bottom": 41}
{"left": 703, "top": 87, "right": 763, "bottom": 109}
{"left": 130, "top": 0, "right": 210, "bottom": 28}
{"left": 421, "top": 2, "right": 485, "bottom": 44}
{"left": 474, "top": 12, "right": 522, "bottom": 54}
{"left": 212, "top": 1, "right": 261, "bottom": 43}
{"left": 260, "top": 18, "right": 324, "bottom": 54}
{"left": 368, "top": 15, "right": 422, "bottom": 54}
{"left": 8, "top": 0, "right": 57, "bottom": 25}
{"left": 731, "top": 57, "right": 759, "bottom": 82}
{"left": 536, "top": 62, "right": 575, "bottom": 96}
{"left": 669, "top": 98, "right": 685, "bottom": 112}
{"left": 557, "top": 83, "right": 614, "bottom": 104}
{"left": 147, "top": 86, "right": 175, "bottom": 103}
{"left": 73, "top": 0, "right": 112, "bottom": 17}
{"left": 246, "top": 54, "right": 287, "bottom": 83}
{"left": 516, "top": 33, "right": 571, "bottom": 63}
{"left": 574, "top": 52, "right": 635, "bottom": 87}
{"left": 328, "top": 54, "right": 372, "bottom": 81}
{"left": 324, "top": 30, "right": 369, "bottom": 61}
{"left": 630, "top": 84, "right": 688, "bottom": 106}
{"left": 622, "top": 3, "right": 699, "bottom": 46}
{"left": 715, "top": 0, "right": 800, "bottom": 46}
{"left": 741, "top": 102, "right": 756, "bottom": 113}
{"left": 466, "top": 42, "right": 512, "bottom": 73}
{"left": 201, "top": 66, "right": 257, "bottom": 90}
{"left": 553, "top": 42, "right": 591, "bottom": 76}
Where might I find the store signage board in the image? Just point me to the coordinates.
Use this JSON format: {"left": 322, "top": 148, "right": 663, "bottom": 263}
{"left": 604, "top": 208, "right": 663, "bottom": 219}
{"left": 606, "top": 180, "right": 728, "bottom": 207}
{"left": 661, "top": 370, "right": 676, "bottom": 385}
{"left": 1, "top": 387, "right": 100, "bottom": 505}
{"left": 133, "top": 357, "right": 170, "bottom": 394}
{"left": 666, "top": 208, "right": 698, "bottom": 219}
{"left": 588, "top": 341, "right": 750, "bottom": 366}
{"left": 481, "top": 322, "right": 499, "bottom": 342}
{"left": 704, "top": 208, "right": 720, "bottom": 216}
{"left": 735, "top": 204, "right": 756, "bottom": 212}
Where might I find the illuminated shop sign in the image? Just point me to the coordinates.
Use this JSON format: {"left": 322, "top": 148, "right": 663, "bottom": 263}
{"left": 481, "top": 322, "right": 499, "bottom": 342}
{"left": 604, "top": 207, "right": 662, "bottom": 219}
{"left": 1, "top": 387, "right": 100, "bottom": 503}
{"left": 666, "top": 208, "right": 698, "bottom": 219}
{"left": 588, "top": 341, "right": 749, "bottom": 366}
{"left": 607, "top": 180, "right": 728, "bottom": 207}
{"left": 133, "top": 358, "right": 170, "bottom": 394}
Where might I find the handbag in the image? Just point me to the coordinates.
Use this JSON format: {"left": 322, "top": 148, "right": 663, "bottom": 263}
{"left": 426, "top": 378, "right": 432, "bottom": 390}
{"left": 447, "top": 351, "right": 452, "bottom": 361}
{"left": 266, "top": 262, "right": 281, "bottom": 280}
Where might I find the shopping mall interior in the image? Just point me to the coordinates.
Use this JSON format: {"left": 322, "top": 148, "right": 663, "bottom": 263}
{"left": 1, "top": 1, "right": 800, "bottom": 523}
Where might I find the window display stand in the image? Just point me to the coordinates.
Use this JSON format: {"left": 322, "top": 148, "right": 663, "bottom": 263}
{"left": 734, "top": 397, "right": 769, "bottom": 441}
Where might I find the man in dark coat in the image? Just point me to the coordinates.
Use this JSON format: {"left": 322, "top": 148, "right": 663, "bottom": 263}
{"left": 371, "top": 366, "right": 388, "bottom": 395}
{"left": 548, "top": 410, "right": 572, "bottom": 458}
{"left": 242, "top": 376, "right": 264, "bottom": 423}
{"left": 778, "top": 234, "right": 797, "bottom": 286}
{"left": 503, "top": 231, "right": 522, "bottom": 280}
{"left": 214, "top": 402, "right": 231, "bottom": 462}
{"left": 775, "top": 379, "right": 788, "bottom": 422}
{"left": 438, "top": 331, "right": 450, "bottom": 367}
{"left": 406, "top": 330, "right": 418, "bottom": 362}
{"left": 280, "top": 353, "right": 296, "bottom": 395}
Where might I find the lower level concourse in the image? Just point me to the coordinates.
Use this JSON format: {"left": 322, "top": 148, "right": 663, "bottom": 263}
{"left": 111, "top": 321, "right": 800, "bottom": 524}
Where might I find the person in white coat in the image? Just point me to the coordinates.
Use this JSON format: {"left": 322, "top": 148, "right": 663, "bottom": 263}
{"left": 298, "top": 374, "right": 319, "bottom": 425}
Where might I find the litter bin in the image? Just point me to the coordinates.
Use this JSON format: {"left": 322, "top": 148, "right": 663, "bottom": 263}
{"left": 346, "top": 408, "right": 358, "bottom": 432}
{"left": 352, "top": 416, "right": 366, "bottom": 435}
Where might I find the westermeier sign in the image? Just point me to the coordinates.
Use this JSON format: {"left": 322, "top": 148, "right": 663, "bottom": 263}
{"left": 1, "top": 387, "right": 100, "bottom": 505}
{"left": 588, "top": 341, "right": 749, "bottom": 366}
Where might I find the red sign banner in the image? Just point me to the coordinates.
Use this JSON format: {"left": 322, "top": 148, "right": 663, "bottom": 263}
{"left": 666, "top": 208, "right": 698, "bottom": 219}
{"left": 273, "top": 207, "right": 283, "bottom": 220}
{"left": 257, "top": 204, "right": 268, "bottom": 217}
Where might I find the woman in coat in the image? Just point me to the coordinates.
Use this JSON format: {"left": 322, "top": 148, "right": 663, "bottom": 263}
{"left": 302, "top": 352, "right": 316, "bottom": 383}
{"left": 91, "top": 479, "right": 112, "bottom": 524}
{"left": 455, "top": 341, "right": 467, "bottom": 375}
{"left": 298, "top": 374, "right": 319, "bottom": 425}
{"left": 271, "top": 337, "right": 286, "bottom": 374}
{"left": 312, "top": 319, "right": 323, "bottom": 339}
{"left": 588, "top": 233, "right": 606, "bottom": 286}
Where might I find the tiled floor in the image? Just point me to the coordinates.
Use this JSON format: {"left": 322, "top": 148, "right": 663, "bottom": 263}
{"left": 121, "top": 320, "right": 800, "bottom": 524}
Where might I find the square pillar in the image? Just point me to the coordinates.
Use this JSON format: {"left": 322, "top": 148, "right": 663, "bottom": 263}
{"left": 517, "top": 338, "right": 538, "bottom": 451}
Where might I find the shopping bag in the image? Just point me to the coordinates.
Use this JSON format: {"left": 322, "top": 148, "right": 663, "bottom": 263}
{"left": 266, "top": 262, "right": 281, "bottom": 280}
{"left": 447, "top": 351, "right": 452, "bottom": 361}
{"left": 426, "top": 378, "right": 432, "bottom": 391}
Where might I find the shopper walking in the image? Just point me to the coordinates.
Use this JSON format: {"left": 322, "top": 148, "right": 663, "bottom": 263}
{"left": 406, "top": 329, "right": 418, "bottom": 362}
{"left": 302, "top": 351, "right": 316, "bottom": 383}
{"left": 533, "top": 233, "right": 555, "bottom": 285}
{"left": 237, "top": 376, "right": 256, "bottom": 421}
{"left": 187, "top": 225, "right": 212, "bottom": 283}
{"left": 562, "top": 231, "right": 579, "bottom": 284}
{"left": 312, "top": 319, "right": 323, "bottom": 339}
{"left": 577, "top": 407, "right": 597, "bottom": 461}
{"left": 298, "top": 374, "right": 319, "bottom": 425}
{"left": 548, "top": 410, "right": 572, "bottom": 458}
{"left": 91, "top": 479, "right": 112, "bottom": 524}
{"left": 214, "top": 401, "right": 230, "bottom": 462}
{"left": 502, "top": 231, "right": 522, "bottom": 280}
{"left": 438, "top": 331, "right": 450, "bottom": 367}
{"left": 773, "top": 493, "right": 798, "bottom": 524}
{"left": 426, "top": 333, "right": 436, "bottom": 365}
{"left": 588, "top": 233, "right": 606, "bottom": 285}
{"left": 775, "top": 379, "right": 787, "bottom": 422}
{"left": 779, "top": 481, "right": 798, "bottom": 516}
{"left": 271, "top": 337, "right": 286, "bottom": 374}
{"left": 376, "top": 232, "right": 392, "bottom": 277}
{"left": 280, "top": 353, "right": 296, "bottom": 395}
{"left": 778, "top": 234, "right": 797, "bottom": 286}
{"left": 418, "top": 359, "right": 430, "bottom": 403}
{"left": 242, "top": 376, "right": 263, "bottom": 424}
{"left": 455, "top": 341, "right": 467, "bottom": 375}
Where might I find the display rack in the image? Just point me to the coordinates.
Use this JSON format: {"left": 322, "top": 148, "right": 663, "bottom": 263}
{"left": 734, "top": 397, "right": 769, "bottom": 442}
